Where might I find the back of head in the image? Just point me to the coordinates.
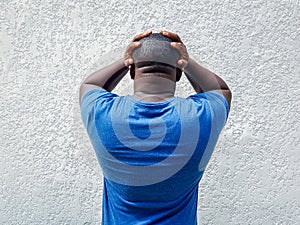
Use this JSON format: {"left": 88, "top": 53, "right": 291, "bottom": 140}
{"left": 132, "top": 33, "right": 180, "bottom": 68}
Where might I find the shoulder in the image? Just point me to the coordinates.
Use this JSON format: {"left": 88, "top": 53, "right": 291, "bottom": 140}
{"left": 188, "top": 91, "right": 229, "bottom": 117}
{"left": 188, "top": 92, "right": 229, "bottom": 133}
{"left": 80, "top": 88, "right": 118, "bottom": 107}
{"left": 189, "top": 91, "right": 228, "bottom": 106}
{"left": 80, "top": 88, "right": 119, "bottom": 127}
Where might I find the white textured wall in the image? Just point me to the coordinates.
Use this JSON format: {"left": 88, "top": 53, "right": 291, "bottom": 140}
{"left": 1, "top": 0, "right": 299, "bottom": 224}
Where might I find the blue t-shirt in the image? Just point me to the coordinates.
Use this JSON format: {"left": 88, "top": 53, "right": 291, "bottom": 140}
{"left": 81, "top": 89, "right": 228, "bottom": 225}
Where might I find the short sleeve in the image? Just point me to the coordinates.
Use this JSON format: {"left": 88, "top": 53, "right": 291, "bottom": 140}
{"left": 189, "top": 92, "right": 229, "bottom": 134}
{"left": 80, "top": 88, "right": 118, "bottom": 128}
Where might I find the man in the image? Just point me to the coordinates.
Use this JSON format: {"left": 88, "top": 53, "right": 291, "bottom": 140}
{"left": 80, "top": 30, "right": 231, "bottom": 225}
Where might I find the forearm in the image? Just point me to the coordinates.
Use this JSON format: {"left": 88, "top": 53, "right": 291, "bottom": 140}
{"left": 185, "top": 74, "right": 204, "bottom": 93}
{"left": 184, "top": 58, "right": 230, "bottom": 93}
{"left": 82, "top": 59, "right": 129, "bottom": 91}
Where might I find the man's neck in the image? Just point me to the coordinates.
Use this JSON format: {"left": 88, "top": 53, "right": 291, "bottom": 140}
{"left": 132, "top": 76, "right": 176, "bottom": 102}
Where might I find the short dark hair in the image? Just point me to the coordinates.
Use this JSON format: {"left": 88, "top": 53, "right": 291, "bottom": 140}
{"left": 132, "top": 33, "right": 180, "bottom": 67}
{"left": 130, "top": 33, "right": 182, "bottom": 81}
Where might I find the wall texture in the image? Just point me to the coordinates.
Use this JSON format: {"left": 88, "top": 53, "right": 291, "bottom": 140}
{"left": 1, "top": 0, "right": 299, "bottom": 224}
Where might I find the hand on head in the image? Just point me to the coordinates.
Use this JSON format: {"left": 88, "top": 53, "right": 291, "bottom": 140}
{"left": 124, "top": 30, "right": 189, "bottom": 69}
{"left": 159, "top": 30, "right": 189, "bottom": 69}
{"left": 124, "top": 30, "right": 153, "bottom": 67}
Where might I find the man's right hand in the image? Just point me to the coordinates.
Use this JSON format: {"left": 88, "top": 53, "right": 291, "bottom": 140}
{"left": 124, "top": 30, "right": 153, "bottom": 67}
{"left": 160, "top": 30, "right": 189, "bottom": 69}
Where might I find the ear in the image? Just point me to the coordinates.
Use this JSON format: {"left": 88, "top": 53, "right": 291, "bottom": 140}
{"left": 176, "top": 69, "right": 182, "bottom": 82}
{"left": 130, "top": 64, "right": 135, "bottom": 79}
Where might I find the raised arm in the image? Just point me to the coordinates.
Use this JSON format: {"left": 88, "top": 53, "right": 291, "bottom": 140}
{"left": 160, "top": 30, "right": 232, "bottom": 109}
{"left": 79, "top": 59, "right": 129, "bottom": 102}
{"left": 79, "top": 31, "right": 153, "bottom": 102}
{"left": 183, "top": 58, "right": 232, "bottom": 109}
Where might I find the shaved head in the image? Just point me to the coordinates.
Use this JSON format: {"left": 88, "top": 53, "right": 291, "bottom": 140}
{"left": 132, "top": 33, "right": 180, "bottom": 68}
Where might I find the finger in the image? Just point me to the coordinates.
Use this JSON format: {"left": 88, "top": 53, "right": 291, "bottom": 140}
{"left": 129, "top": 41, "right": 141, "bottom": 50}
{"left": 160, "top": 30, "right": 182, "bottom": 43}
{"left": 124, "top": 42, "right": 141, "bottom": 66}
{"left": 170, "top": 42, "right": 187, "bottom": 55}
{"left": 178, "top": 59, "right": 188, "bottom": 69}
{"left": 124, "top": 58, "right": 134, "bottom": 67}
{"left": 125, "top": 42, "right": 141, "bottom": 56}
{"left": 170, "top": 42, "right": 189, "bottom": 68}
{"left": 133, "top": 30, "right": 153, "bottom": 41}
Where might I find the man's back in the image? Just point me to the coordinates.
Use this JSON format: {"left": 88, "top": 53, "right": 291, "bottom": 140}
{"left": 81, "top": 88, "right": 228, "bottom": 224}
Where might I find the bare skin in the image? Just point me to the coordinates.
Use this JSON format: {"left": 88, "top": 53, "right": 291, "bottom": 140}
{"left": 79, "top": 30, "right": 231, "bottom": 109}
{"left": 124, "top": 30, "right": 153, "bottom": 67}
{"left": 159, "top": 30, "right": 231, "bottom": 108}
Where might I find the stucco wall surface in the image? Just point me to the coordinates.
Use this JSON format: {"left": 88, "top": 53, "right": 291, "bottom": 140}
{"left": 1, "top": 0, "right": 299, "bottom": 224}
